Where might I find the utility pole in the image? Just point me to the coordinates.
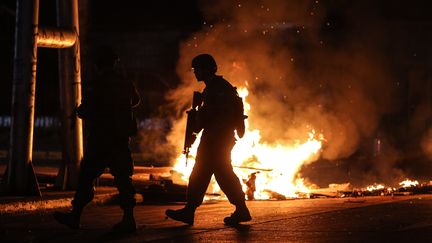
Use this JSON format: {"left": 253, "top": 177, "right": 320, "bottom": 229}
{"left": 3, "top": 0, "right": 41, "bottom": 196}
{"left": 2, "top": 0, "right": 83, "bottom": 196}
{"left": 55, "top": 0, "right": 84, "bottom": 190}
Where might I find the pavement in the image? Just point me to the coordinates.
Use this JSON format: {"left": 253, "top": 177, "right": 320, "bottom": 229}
{"left": 1, "top": 165, "right": 432, "bottom": 242}
{"left": 1, "top": 195, "right": 432, "bottom": 242}
{"left": 0, "top": 165, "right": 174, "bottom": 214}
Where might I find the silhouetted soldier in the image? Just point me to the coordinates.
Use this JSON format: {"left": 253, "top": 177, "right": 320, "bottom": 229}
{"left": 166, "top": 54, "right": 251, "bottom": 225}
{"left": 54, "top": 46, "right": 140, "bottom": 233}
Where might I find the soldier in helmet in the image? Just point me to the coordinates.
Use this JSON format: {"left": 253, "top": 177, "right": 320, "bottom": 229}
{"left": 165, "top": 54, "right": 251, "bottom": 225}
{"left": 54, "top": 46, "right": 140, "bottom": 233}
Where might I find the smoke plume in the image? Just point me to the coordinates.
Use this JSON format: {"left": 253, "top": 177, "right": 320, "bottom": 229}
{"left": 164, "top": 0, "right": 431, "bottom": 186}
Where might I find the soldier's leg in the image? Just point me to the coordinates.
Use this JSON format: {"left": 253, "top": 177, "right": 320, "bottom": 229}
{"left": 213, "top": 142, "right": 251, "bottom": 224}
{"left": 165, "top": 142, "right": 213, "bottom": 225}
{"left": 214, "top": 161, "right": 246, "bottom": 206}
{"left": 185, "top": 144, "right": 214, "bottom": 209}
{"left": 110, "top": 141, "right": 136, "bottom": 210}
{"left": 109, "top": 136, "right": 136, "bottom": 232}
{"left": 72, "top": 135, "right": 106, "bottom": 210}
{"left": 215, "top": 163, "right": 251, "bottom": 224}
{"left": 54, "top": 134, "right": 106, "bottom": 229}
{"left": 212, "top": 140, "right": 245, "bottom": 206}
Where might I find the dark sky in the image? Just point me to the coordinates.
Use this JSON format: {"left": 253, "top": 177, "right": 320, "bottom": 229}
{"left": 0, "top": 0, "right": 431, "bottom": 118}
{"left": 1, "top": 0, "right": 432, "bottom": 115}
{"left": 91, "top": 0, "right": 203, "bottom": 31}
{"left": 0, "top": 0, "right": 204, "bottom": 115}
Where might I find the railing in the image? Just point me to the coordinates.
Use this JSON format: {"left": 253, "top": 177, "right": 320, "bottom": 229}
{"left": 0, "top": 116, "right": 169, "bottom": 130}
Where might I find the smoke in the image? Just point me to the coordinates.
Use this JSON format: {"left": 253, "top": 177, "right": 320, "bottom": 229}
{"left": 407, "top": 71, "right": 432, "bottom": 160}
{"left": 136, "top": 119, "right": 176, "bottom": 165}
{"left": 421, "top": 127, "right": 432, "bottom": 160}
{"left": 163, "top": 0, "right": 430, "bottom": 186}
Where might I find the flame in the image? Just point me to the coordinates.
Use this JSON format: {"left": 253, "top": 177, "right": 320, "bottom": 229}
{"left": 399, "top": 179, "right": 419, "bottom": 188}
{"left": 172, "top": 86, "right": 324, "bottom": 199}
{"left": 363, "top": 179, "right": 421, "bottom": 193}
{"left": 366, "top": 184, "right": 385, "bottom": 192}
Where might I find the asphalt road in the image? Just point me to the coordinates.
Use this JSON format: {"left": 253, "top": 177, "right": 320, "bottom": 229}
{"left": 1, "top": 195, "right": 432, "bottom": 242}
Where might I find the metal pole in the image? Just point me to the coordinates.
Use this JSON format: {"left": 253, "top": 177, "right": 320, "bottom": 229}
{"left": 2, "top": 0, "right": 41, "bottom": 196}
{"left": 55, "top": 0, "right": 83, "bottom": 190}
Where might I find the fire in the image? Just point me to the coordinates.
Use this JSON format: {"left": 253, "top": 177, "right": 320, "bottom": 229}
{"left": 366, "top": 184, "right": 385, "bottom": 192}
{"left": 399, "top": 179, "right": 419, "bottom": 188}
{"left": 364, "top": 179, "right": 421, "bottom": 193}
{"left": 172, "top": 86, "right": 324, "bottom": 199}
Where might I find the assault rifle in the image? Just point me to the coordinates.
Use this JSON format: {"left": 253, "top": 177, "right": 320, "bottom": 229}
{"left": 183, "top": 91, "right": 203, "bottom": 166}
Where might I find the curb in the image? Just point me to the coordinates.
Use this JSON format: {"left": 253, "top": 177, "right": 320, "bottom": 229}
{"left": 0, "top": 187, "right": 118, "bottom": 215}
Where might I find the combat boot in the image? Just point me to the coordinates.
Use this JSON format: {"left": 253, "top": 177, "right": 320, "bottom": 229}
{"left": 223, "top": 205, "right": 252, "bottom": 225}
{"left": 112, "top": 217, "right": 137, "bottom": 233}
{"left": 53, "top": 209, "right": 81, "bottom": 229}
{"left": 112, "top": 208, "right": 137, "bottom": 233}
{"left": 165, "top": 207, "right": 195, "bottom": 225}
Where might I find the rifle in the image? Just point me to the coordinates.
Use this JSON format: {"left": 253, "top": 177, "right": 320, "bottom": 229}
{"left": 183, "top": 91, "right": 203, "bottom": 166}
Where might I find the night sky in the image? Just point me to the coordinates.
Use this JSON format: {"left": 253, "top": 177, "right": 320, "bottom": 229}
{"left": 1, "top": 1, "right": 431, "bottom": 115}
{"left": 0, "top": 0, "right": 204, "bottom": 115}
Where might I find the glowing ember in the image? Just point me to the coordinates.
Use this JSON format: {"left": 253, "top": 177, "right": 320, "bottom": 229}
{"left": 399, "top": 179, "right": 419, "bottom": 188}
{"left": 172, "top": 87, "right": 324, "bottom": 199}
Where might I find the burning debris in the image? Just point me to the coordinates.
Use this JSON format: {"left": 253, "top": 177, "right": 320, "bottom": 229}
{"left": 140, "top": 171, "right": 187, "bottom": 202}
{"left": 399, "top": 179, "right": 419, "bottom": 188}
{"left": 244, "top": 172, "right": 258, "bottom": 200}
{"left": 139, "top": 170, "right": 432, "bottom": 202}
{"left": 348, "top": 179, "right": 432, "bottom": 197}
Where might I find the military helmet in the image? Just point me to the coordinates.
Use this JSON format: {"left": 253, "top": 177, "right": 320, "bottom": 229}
{"left": 192, "top": 54, "right": 217, "bottom": 73}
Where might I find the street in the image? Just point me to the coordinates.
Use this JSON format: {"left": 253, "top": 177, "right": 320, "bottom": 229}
{"left": 1, "top": 195, "right": 432, "bottom": 242}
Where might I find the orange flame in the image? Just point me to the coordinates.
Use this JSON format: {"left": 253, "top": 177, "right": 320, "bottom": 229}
{"left": 173, "top": 87, "right": 324, "bottom": 199}
{"left": 399, "top": 179, "right": 419, "bottom": 188}
{"left": 364, "top": 179, "right": 421, "bottom": 192}
{"left": 366, "top": 184, "right": 385, "bottom": 192}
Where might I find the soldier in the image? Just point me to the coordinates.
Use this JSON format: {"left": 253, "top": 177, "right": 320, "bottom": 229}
{"left": 165, "top": 54, "right": 251, "bottom": 225}
{"left": 54, "top": 46, "right": 140, "bottom": 233}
